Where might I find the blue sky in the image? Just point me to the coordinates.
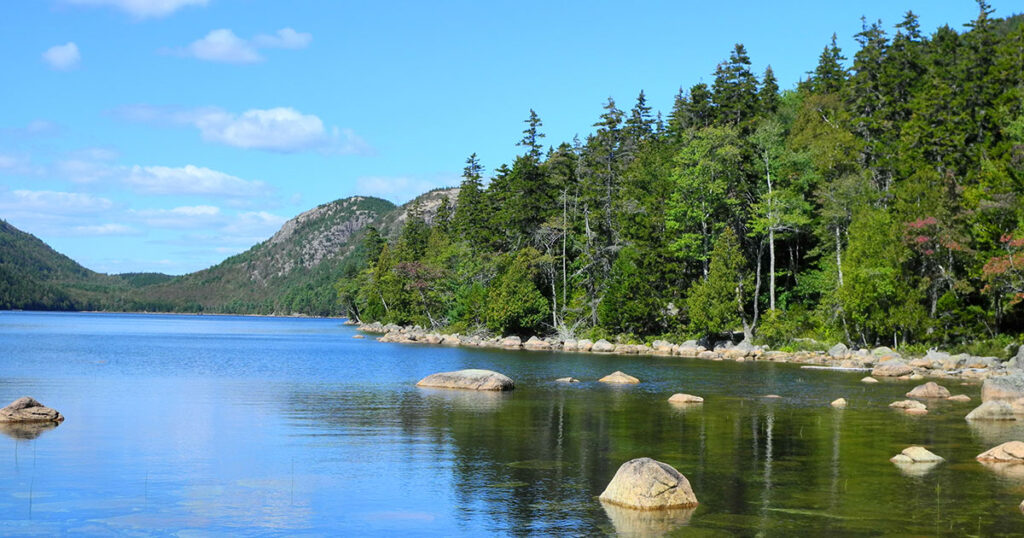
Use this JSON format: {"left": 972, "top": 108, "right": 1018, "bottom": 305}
{"left": 0, "top": 0, "right": 1018, "bottom": 275}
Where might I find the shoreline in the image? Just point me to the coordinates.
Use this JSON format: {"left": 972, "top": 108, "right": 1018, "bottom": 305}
{"left": 357, "top": 322, "right": 1016, "bottom": 382}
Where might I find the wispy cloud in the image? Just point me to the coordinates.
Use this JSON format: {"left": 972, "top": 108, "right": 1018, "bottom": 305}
{"left": 126, "top": 165, "right": 270, "bottom": 197}
{"left": 131, "top": 205, "right": 223, "bottom": 229}
{"left": 113, "top": 104, "right": 372, "bottom": 154}
{"left": 164, "top": 27, "right": 312, "bottom": 64}
{"left": 42, "top": 42, "right": 80, "bottom": 70}
{"left": 5, "top": 189, "right": 114, "bottom": 213}
{"left": 71, "top": 223, "right": 140, "bottom": 236}
{"left": 63, "top": 0, "right": 208, "bottom": 19}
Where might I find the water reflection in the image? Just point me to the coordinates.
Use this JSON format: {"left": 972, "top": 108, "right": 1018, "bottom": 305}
{"left": 600, "top": 501, "right": 696, "bottom": 536}
{"left": 0, "top": 421, "right": 58, "bottom": 440}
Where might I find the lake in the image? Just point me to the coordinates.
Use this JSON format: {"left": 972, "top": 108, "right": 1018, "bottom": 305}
{"left": 1, "top": 311, "right": 1022, "bottom": 535}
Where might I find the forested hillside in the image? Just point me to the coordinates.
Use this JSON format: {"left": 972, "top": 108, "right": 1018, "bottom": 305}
{"left": 341, "top": 5, "right": 1024, "bottom": 352}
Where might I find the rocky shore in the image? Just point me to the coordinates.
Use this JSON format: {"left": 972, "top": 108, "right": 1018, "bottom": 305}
{"left": 357, "top": 322, "right": 1021, "bottom": 382}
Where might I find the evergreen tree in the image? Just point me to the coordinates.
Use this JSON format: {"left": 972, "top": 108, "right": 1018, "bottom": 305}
{"left": 759, "top": 65, "right": 780, "bottom": 115}
{"left": 712, "top": 43, "right": 760, "bottom": 128}
{"left": 686, "top": 227, "right": 752, "bottom": 340}
{"left": 807, "top": 33, "right": 847, "bottom": 95}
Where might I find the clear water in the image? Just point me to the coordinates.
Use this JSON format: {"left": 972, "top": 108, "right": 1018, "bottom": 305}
{"left": 1, "top": 311, "right": 1022, "bottom": 536}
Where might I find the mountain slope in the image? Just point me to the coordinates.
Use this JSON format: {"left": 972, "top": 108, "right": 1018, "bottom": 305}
{"left": 128, "top": 196, "right": 396, "bottom": 314}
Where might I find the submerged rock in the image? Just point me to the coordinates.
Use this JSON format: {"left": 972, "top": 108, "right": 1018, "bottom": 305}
{"left": 861, "top": 376, "right": 879, "bottom": 384}
{"left": 668, "top": 393, "right": 704, "bottom": 404}
{"left": 599, "top": 457, "right": 699, "bottom": 510}
{"left": 890, "top": 446, "right": 945, "bottom": 464}
{"left": 599, "top": 371, "right": 640, "bottom": 384}
{"left": 977, "top": 441, "right": 1024, "bottom": 463}
{"left": 831, "top": 398, "right": 848, "bottom": 408}
{"left": 966, "top": 400, "right": 1016, "bottom": 421}
{"left": 906, "top": 382, "right": 951, "bottom": 399}
{"left": 889, "top": 400, "right": 928, "bottom": 415}
{"left": 554, "top": 377, "right": 580, "bottom": 383}
{"left": 948, "top": 394, "right": 972, "bottom": 402}
{"left": 416, "top": 369, "right": 514, "bottom": 391}
{"left": 0, "top": 397, "right": 63, "bottom": 424}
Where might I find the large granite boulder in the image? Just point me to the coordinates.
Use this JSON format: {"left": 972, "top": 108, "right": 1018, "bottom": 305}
{"left": 416, "top": 369, "right": 514, "bottom": 391}
{"left": 977, "top": 441, "right": 1024, "bottom": 463}
{"left": 1007, "top": 345, "right": 1024, "bottom": 370}
{"left": 599, "top": 371, "right": 640, "bottom": 384}
{"left": 906, "top": 382, "right": 951, "bottom": 399}
{"left": 0, "top": 397, "right": 63, "bottom": 424}
{"left": 982, "top": 372, "right": 1024, "bottom": 401}
{"left": 599, "top": 458, "right": 699, "bottom": 510}
{"left": 500, "top": 336, "right": 522, "bottom": 349}
{"left": 523, "top": 336, "right": 551, "bottom": 350}
{"left": 872, "top": 360, "right": 913, "bottom": 377}
{"left": 592, "top": 339, "right": 615, "bottom": 353}
{"left": 966, "top": 400, "right": 1016, "bottom": 421}
{"left": 827, "top": 343, "right": 849, "bottom": 358}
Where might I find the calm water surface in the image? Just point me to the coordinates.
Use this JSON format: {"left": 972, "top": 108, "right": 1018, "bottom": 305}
{"left": 1, "top": 311, "right": 1023, "bottom": 536}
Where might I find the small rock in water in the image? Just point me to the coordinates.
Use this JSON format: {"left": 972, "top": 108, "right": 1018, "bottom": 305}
{"left": 555, "top": 377, "right": 580, "bottom": 383}
{"left": 599, "top": 457, "right": 699, "bottom": 510}
{"left": 861, "top": 376, "right": 879, "bottom": 384}
{"left": 831, "top": 398, "right": 847, "bottom": 408}
{"left": 764, "top": 394, "right": 782, "bottom": 399}
{"left": 889, "top": 400, "right": 928, "bottom": 415}
{"left": 947, "top": 394, "right": 971, "bottom": 402}
{"left": 0, "top": 397, "right": 64, "bottom": 424}
{"left": 906, "top": 382, "right": 951, "bottom": 399}
{"left": 599, "top": 371, "right": 640, "bottom": 384}
{"left": 352, "top": 334, "right": 365, "bottom": 339}
{"left": 668, "top": 393, "right": 704, "bottom": 404}
{"left": 909, "top": 374, "right": 924, "bottom": 380}
{"left": 890, "top": 446, "right": 944, "bottom": 463}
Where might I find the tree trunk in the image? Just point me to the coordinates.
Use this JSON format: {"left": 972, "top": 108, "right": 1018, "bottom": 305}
{"left": 769, "top": 228, "right": 776, "bottom": 311}
{"left": 835, "top": 227, "right": 844, "bottom": 287}
{"left": 753, "top": 241, "right": 763, "bottom": 330}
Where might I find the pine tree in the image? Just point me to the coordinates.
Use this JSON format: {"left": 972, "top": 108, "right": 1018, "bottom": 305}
{"left": 759, "top": 65, "right": 780, "bottom": 115}
{"left": 712, "top": 43, "right": 760, "bottom": 129}
{"left": 686, "top": 227, "right": 752, "bottom": 340}
{"left": 807, "top": 33, "right": 847, "bottom": 95}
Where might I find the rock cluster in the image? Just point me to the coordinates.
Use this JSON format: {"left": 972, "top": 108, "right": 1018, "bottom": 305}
{"left": 359, "top": 322, "right": 1013, "bottom": 381}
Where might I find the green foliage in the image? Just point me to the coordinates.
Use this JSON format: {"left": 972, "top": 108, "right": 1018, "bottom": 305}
{"left": 686, "top": 228, "right": 749, "bottom": 338}
{"left": 485, "top": 249, "right": 549, "bottom": 336}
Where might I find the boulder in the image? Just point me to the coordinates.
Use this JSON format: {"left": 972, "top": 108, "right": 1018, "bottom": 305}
{"left": 1007, "top": 344, "right": 1024, "bottom": 370}
{"left": 827, "top": 343, "right": 849, "bottom": 358}
{"left": 906, "top": 382, "right": 951, "bottom": 399}
{"left": 416, "top": 369, "right": 514, "bottom": 391}
{"left": 500, "top": 336, "right": 522, "bottom": 349}
{"left": 562, "top": 339, "right": 578, "bottom": 351}
{"left": 966, "top": 356, "right": 1000, "bottom": 369}
{"left": 668, "top": 393, "right": 704, "bottom": 404}
{"left": 872, "top": 360, "right": 914, "bottom": 378}
{"left": 977, "top": 441, "right": 1024, "bottom": 463}
{"left": 352, "top": 334, "right": 365, "bottom": 339}
{"left": 965, "top": 400, "right": 1016, "bottom": 421}
{"left": 948, "top": 394, "right": 972, "bottom": 402}
{"left": 872, "top": 346, "right": 895, "bottom": 356}
{"left": 554, "top": 377, "right": 580, "bottom": 383}
{"left": 861, "top": 376, "right": 879, "bottom": 384}
{"left": 577, "top": 339, "right": 594, "bottom": 352}
{"left": 831, "top": 398, "right": 848, "bottom": 408}
{"left": 614, "top": 344, "right": 639, "bottom": 354}
{"left": 981, "top": 373, "right": 1024, "bottom": 401}
{"left": 0, "top": 397, "right": 63, "bottom": 424}
{"left": 889, "top": 400, "right": 927, "bottom": 415}
{"left": 651, "top": 340, "right": 674, "bottom": 356}
{"left": 524, "top": 336, "right": 551, "bottom": 350}
{"left": 599, "top": 371, "right": 640, "bottom": 384}
{"left": 598, "top": 457, "right": 699, "bottom": 510}
{"left": 890, "top": 446, "right": 945, "bottom": 464}
{"left": 592, "top": 339, "right": 615, "bottom": 353}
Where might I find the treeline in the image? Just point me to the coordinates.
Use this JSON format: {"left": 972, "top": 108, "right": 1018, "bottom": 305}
{"left": 339, "top": 4, "right": 1024, "bottom": 351}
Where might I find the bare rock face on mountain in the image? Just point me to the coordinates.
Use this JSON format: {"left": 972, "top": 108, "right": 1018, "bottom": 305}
{"left": 599, "top": 458, "right": 699, "bottom": 510}
{"left": 416, "top": 369, "right": 514, "bottom": 391}
{"left": 0, "top": 397, "right": 63, "bottom": 424}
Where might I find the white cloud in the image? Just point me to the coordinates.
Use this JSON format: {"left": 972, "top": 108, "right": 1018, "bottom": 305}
{"left": 71, "top": 223, "right": 139, "bottom": 236}
{"left": 56, "top": 148, "right": 120, "bottom": 183}
{"left": 355, "top": 176, "right": 456, "bottom": 203}
{"left": 222, "top": 211, "right": 287, "bottom": 235}
{"left": 181, "top": 29, "right": 261, "bottom": 64}
{"left": 42, "top": 42, "right": 80, "bottom": 71}
{"left": 126, "top": 164, "right": 270, "bottom": 197}
{"left": 252, "top": 28, "right": 312, "bottom": 49}
{"left": 0, "top": 154, "right": 44, "bottom": 176}
{"left": 4, "top": 189, "right": 113, "bottom": 213}
{"left": 168, "top": 27, "right": 311, "bottom": 64}
{"left": 114, "top": 104, "right": 371, "bottom": 154}
{"left": 132, "top": 205, "right": 222, "bottom": 228}
{"left": 64, "top": 0, "right": 208, "bottom": 19}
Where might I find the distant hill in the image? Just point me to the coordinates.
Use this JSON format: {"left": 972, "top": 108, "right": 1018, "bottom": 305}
{"left": 0, "top": 219, "right": 170, "bottom": 310}
{"left": 0, "top": 189, "right": 464, "bottom": 316}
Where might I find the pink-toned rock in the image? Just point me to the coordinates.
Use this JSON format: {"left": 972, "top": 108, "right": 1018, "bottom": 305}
{"left": 668, "top": 393, "right": 704, "bottom": 404}
{"left": 977, "top": 441, "right": 1024, "bottom": 463}
{"left": 906, "top": 382, "right": 951, "bottom": 399}
{"left": 947, "top": 394, "right": 971, "bottom": 402}
{"left": 599, "top": 371, "right": 640, "bottom": 384}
